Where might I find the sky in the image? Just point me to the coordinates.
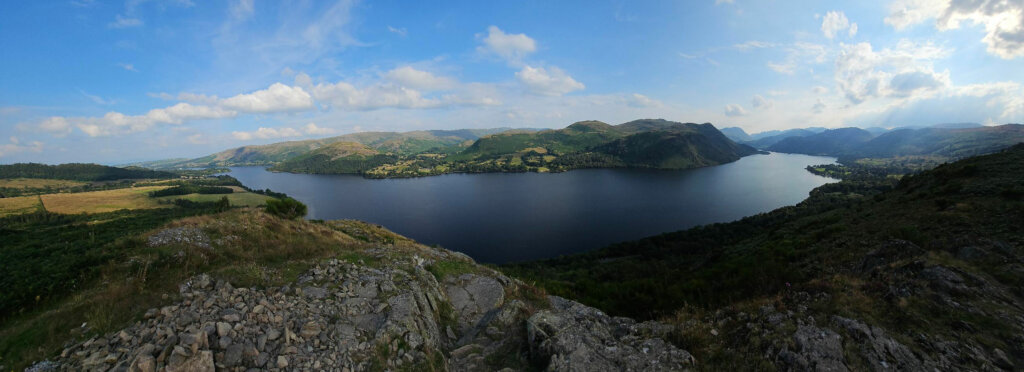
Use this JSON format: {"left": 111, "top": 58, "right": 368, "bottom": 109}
{"left": 1, "top": 0, "right": 1023, "bottom": 164}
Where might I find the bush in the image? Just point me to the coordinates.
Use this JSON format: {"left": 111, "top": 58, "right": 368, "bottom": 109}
{"left": 265, "top": 197, "right": 307, "bottom": 219}
{"left": 149, "top": 185, "right": 233, "bottom": 197}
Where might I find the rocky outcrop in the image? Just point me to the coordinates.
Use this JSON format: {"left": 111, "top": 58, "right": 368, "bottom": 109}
{"left": 527, "top": 296, "right": 695, "bottom": 371}
{"left": 48, "top": 243, "right": 692, "bottom": 371}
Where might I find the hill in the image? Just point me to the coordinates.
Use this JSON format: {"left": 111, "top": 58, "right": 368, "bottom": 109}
{"left": 591, "top": 123, "right": 759, "bottom": 169}
{"left": 267, "top": 119, "right": 758, "bottom": 177}
{"left": 767, "top": 127, "right": 875, "bottom": 155}
{"left": 855, "top": 124, "right": 1024, "bottom": 158}
{"left": 767, "top": 124, "right": 1024, "bottom": 161}
{"left": 506, "top": 143, "right": 1024, "bottom": 369}
{"left": 1, "top": 207, "right": 694, "bottom": 371}
{"left": 744, "top": 128, "right": 820, "bottom": 149}
{"left": 0, "top": 163, "right": 176, "bottom": 181}
{"left": 720, "top": 127, "right": 751, "bottom": 142}
{"left": 135, "top": 128, "right": 523, "bottom": 169}
{"left": 267, "top": 142, "right": 398, "bottom": 174}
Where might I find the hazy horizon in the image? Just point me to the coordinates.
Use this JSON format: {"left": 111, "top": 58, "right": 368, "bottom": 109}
{"left": 3, "top": 0, "right": 1023, "bottom": 164}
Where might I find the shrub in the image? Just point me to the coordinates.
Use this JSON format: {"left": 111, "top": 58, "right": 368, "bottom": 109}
{"left": 265, "top": 197, "right": 307, "bottom": 219}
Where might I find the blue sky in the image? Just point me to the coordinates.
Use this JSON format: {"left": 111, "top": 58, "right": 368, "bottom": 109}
{"left": 1, "top": 0, "right": 1023, "bottom": 163}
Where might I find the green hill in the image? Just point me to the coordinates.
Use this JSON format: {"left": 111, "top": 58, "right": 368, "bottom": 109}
{"left": 766, "top": 124, "right": 1024, "bottom": 161}
{"left": 267, "top": 142, "right": 398, "bottom": 174}
{"left": 265, "top": 119, "right": 757, "bottom": 177}
{"left": 0, "top": 163, "right": 176, "bottom": 181}
{"left": 135, "top": 128, "right": 523, "bottom": 169}
{"left": 591, "top": 123, "right": 759, "bottom": 169}
{"left": 768, "top": 127, "right": 875, "bottom": 155}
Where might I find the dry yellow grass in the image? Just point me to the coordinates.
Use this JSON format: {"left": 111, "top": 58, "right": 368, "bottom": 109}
{"left": 39, "top": 186, "right": 170, "bottom": 214}
{"left": 0, "top": 195, "right": 43, "bottom": 216}
{"left": 0, "top": 178, "right": 87, "bottom": 189}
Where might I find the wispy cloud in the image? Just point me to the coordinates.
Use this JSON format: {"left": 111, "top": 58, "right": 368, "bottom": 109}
{"left": 387, "top": 25, "right": 407, "bottom": 37}
{"left": 108, "top": 14, "right": 143, "bottom": 28}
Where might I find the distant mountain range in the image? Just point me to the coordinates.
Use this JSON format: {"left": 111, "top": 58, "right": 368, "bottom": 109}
{"left": 720, "top": 123, "right": 1022, "bottom": 160}
{"left": 134, "top": 120, "right": 759, "bottom": 178}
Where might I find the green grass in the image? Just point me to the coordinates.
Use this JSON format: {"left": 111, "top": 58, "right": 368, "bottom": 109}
{"left": 0, "top": 208, "right": 371, "bottom": 370}
{"left": 426, "top": 260, "right": 478, "bottom": 281}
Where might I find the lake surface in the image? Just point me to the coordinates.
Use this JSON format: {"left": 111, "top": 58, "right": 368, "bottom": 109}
{"left": 228, "top": 152, "right": 836, "bottom": 264}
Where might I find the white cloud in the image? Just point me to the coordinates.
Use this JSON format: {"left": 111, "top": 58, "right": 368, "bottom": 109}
{"left": 231, "top": 122, "right": 336, "bottom": 141}
{"left": 220, "top": 83, "right": 314, "bottom": 113}
{"left": 767, "top": 42, "right": 828, "bottom": 75}
{"left": 477, "top": 26, "right": 537, "bottom": 64}
{"left": 812, "top": 85, "right": 829, "bottom": 94}
{"left": 108, "top": 14, "right": 143, "bottom": 28}
{"left": 515, "top": 65, "right": 585, "bottom": 96}
{"left": 821, "top": 11, "right": 857, "bottom": 39}
{"left": 834, "top": 41, "right": 951, "bottom": 104}
{"left": 118, "top": 63, "right": 137, "bottom": 72}
{"left": 734, "top": 41, "right": 776, "bottom": 50}
{"left": 309, "top": 81, "right": 443, "bottom": 110}
{"left": 0, "top": 137, "right": 44, "bottom": 158}
{"left": 886, "top": 0, "right": 1024, "bottom": 59}
{"left": 39, "top": 117, "right": 73, "bottom": 137}
{"left": 624, "top": 93, "right": 663, "bottom": 108}
{"left": 303, "top": 123, "right": 335, "bottom": 136}
{"left": 231, "top": 127, "right": 303, "bottom": 141}
{"left": 76, "top": 103, "right": 236, "bottom": 137}
{"left": 752, "top": 94, "right": 774, "bottom": 110}
{"left": 177, "top": 92, "right": 221, "bottom": 105}
{"left": 384, "top": 66, "right": 456, "bottom": 91}
{"left": 79, "top": 90, "right": 117, "bottom": 105}
{"left": 387, "top": 25, "right": 407, "bottom": 37}
{"left": 724, "top": 103, "right": 747, "bottom": 117}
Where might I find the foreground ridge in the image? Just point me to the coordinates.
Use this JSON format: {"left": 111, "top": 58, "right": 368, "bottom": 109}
{"left": 51, "top": 238, "right": 693, "bottom": 371}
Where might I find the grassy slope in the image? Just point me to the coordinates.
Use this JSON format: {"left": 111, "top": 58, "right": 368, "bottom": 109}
{"left": 505, "top": 143, "right": 1024, "bottom": 367}
{"left": 0, "top": 209, "right": 531, "bottom": 370}
{"left": 145, "top": 128, "right": 520, "bottom": 169}
{"left": 0, "top": 178, "right": 87, "bottom": 189}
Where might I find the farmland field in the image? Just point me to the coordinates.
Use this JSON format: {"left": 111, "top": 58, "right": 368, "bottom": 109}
{"left": 0, "top": 178, "right": 88, "bottom": 189}
{"left": 0, "top": 195, "right": 43, "bottom": 216}
{"left": 38, "top": 186, "right": 170, "bottom": 214}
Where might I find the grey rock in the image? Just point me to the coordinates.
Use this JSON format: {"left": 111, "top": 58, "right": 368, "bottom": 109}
{"left": 527, "top": 296, "right": 694, "bottom": 371}
{"left": 223, "top": 344, "right": 244, "bottom": 367}
{"left": 779, "top": 324, "right": 849, "bottom": 372}
{"left": 832, "top": 316, "right": 929, "bottom": 370}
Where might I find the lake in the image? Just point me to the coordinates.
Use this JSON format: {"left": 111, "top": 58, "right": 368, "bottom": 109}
{"left": 228, "top": 152, "right": 836, "bottom": 264}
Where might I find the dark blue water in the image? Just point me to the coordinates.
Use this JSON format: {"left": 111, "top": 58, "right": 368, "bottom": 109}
{"left": 228, "top": 152, "right": 836, "bottom": 263}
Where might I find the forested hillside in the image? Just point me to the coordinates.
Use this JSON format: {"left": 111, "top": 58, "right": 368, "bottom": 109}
{"left": 0, "top": 163, "right": 175, "bottom": 181}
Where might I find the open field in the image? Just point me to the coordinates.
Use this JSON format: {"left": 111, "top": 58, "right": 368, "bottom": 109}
{"left": 155, "top": 191, "right": 271, "bottom": 207}
{"left": 0, "top": 196, "right": 43, "bottom": 216}
{"left": 0, "top": 178, "right": 88, "bottom": 189}
{"left": 1, "top": 186, "right": 272, "bottom": 216}
{"left": 39, "top": 186, "right": 170, "bottom": 214}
